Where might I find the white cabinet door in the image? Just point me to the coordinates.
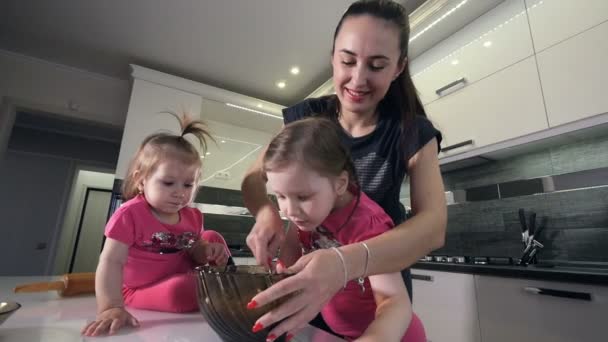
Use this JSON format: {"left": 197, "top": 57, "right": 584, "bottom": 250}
{"left": 411, "top": 0, "right": 534, "bottom": 105}
{"left": 424, "top": 56, "right": 548, "bottom": 155}
{"left": 115, "top": 78, "right": 203, "bottom": 178}
{"left": 411, "top": 270, "right": 481, "bottom": 342}
{"left": 526, "top": 0, "right": 608, "bottom": 53}
{"left": 475, "top": 275, "right": 608, "bottom": 342}
{"left": 536, "top": 20, "right": 608, "bottom": 127}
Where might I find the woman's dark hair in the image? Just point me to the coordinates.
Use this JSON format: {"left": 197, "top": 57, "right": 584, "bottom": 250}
{"left": 328, "top": 0, "right": 426, "bottom": 147}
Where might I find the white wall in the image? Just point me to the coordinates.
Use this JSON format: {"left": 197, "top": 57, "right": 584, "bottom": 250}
{"left": 200, "top": 120, "right": 274, "bottom": 190}
{"left": 0, "top": 49, "right": 130, "bottom": 126}
{"left": 53, "top": 169, "right": 115, "bottom": 274}
{"left": 115, "top": 78, "right": 204, "bottom": 178}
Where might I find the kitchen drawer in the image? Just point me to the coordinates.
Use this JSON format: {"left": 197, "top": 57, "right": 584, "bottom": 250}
{"left": 411, "top": 0, "right": 533, "bottom": 105}
{"left": 526, "top": 0, "right": 608, "bottom": 52}
{"left": 412, "top": 270, "right": 481, "bottom": 342}
{"left": 475, "top": 275, "right": 608, "bottom": 342}
{"left": 425, "top": 56, "right": 548, "bottom": 155}
{"left": 537, "top": 20, "right": 608, "bottom": 127}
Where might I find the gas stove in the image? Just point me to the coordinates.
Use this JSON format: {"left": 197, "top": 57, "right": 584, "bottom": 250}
{"left": 420, "top": 255, "right": 515, "bottom": 265}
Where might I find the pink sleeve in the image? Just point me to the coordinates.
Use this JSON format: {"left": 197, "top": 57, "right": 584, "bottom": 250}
{"left": 105, "top": 208, "right": 135, "bottom": 246}
{"left": 349, "top": 213, "right": 394, "bottom": 244}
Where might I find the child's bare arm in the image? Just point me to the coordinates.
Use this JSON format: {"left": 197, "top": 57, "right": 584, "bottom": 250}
{"left": 278, "top": 222, "right": 302, "bottom": 268}
{"left": 95, "top": 238, "right": 129, "bottom": 312}
{"left": 82, "top": 238, "right": 138, "bottom": 336}
{"left": 356, "top": 271, "right": 412, "bottom": 342}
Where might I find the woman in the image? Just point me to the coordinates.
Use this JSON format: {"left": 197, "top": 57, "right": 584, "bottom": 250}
{"left": 242, "top": 0, "right": 447, "bottom": 339}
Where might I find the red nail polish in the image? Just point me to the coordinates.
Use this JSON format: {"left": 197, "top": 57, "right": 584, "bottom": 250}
{"left": 266, "top": 334, "right": 277, "bottom": 342}
{"left": 277, "top": 260, "right": 285, "bottom": 268}
{"left": 252, "top": 322, "right": 264, "bottom": 333}
{"left": 286, "top": 333, "right": 294, "bottom": 342}
{"left": 247, "top": 300, "right": 258, "bottom": 309}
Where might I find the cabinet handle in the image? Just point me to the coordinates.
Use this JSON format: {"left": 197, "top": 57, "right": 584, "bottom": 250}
{"left": 435, "top": 77, "right": 467, "bottom": 96}
{"left": 440, "top": 139, "right": 474, "bottom": 153}
{"left": 412, "top": 274, "right": 434, "bottom": 282}
{"left": 523, "top": 287, "right": 592, "bottom": 301}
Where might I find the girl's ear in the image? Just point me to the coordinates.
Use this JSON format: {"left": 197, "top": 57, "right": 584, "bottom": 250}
{"left": 134, "top": 170, "right": 144, "bottom": 193}
{"left": 335, "top": 170, "right": 349, "bottom": 196}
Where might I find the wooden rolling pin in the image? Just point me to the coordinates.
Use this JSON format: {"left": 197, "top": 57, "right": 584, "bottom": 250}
{"left": 14, "top": 272, "right": 95, "bottom": 297}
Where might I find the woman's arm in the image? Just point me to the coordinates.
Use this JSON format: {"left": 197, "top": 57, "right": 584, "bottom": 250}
{"left": 95, "top": 238, "right": 129, "bottom": 312}
{"left": 242, "top": 143, "right": 286, "bottom": 266}
{"left": 339, "top": 138, "right": 446, "bottom": 279}
{"left": 357, "top": 272, "right": 412, "bottom": 342}
{"left": 248, "top": 139, "right": 445, "bottom": 338}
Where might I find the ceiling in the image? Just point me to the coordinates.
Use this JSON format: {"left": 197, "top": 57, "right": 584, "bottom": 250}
{"left": 2, "top": 0, "right": 507, "bottom": 190}
{"left": 0, "top": 0, "right": 429, "bottom": 107}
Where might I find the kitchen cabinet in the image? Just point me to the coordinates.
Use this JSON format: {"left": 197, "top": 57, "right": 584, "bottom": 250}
{"left": 115, "top": 77, "right": 203, "bottom": 178}
{"left": 475, "top": 275, "right": 608, "bottom": 342}
{"left": 536, "top": 20, "right": 608, "bottom": 127}
{"left": 411, "top": 269, "right": 481, "bottom": 342}
{"left": 525, "top": 0, "right": 608, "bottom": 53}
{"left": 424, "top": 56, "right": 548, "bottom": 156}
{"left": 411, "top": 0, "right": 534, "bottom": 106}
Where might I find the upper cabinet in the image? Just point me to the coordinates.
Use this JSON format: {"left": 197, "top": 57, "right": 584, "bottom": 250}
{"left": 411, "top": 0, "right": 534, "bottom": 106}
{"left": 525, "top": 0, "right": 608, "bottom": 53}
{"left": 425, "top": 56, "right": 547, "bottom": 155}
{"left": 535, "top": 19, "right": 608, "bottom": 127}
{"left": 411, "top": 0, "right": 548, "bottom": 155}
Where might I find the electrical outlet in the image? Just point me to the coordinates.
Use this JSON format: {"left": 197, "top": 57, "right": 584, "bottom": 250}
{"left": 214, "top": 171, "right": 231, "bottom": 180}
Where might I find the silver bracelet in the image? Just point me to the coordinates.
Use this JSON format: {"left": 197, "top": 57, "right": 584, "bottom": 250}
{"left": 357, "top": 242, "right": 371, "bottom": 293}
{"left": 330, "top": 247, "right": 348, "bottom": 289}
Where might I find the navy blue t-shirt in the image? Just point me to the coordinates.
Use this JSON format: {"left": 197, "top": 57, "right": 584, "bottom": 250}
{"left": 282, "top": 96, "right": 442, "bottom": 226}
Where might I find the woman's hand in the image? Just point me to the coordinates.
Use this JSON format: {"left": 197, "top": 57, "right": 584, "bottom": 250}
{"left": 246, "top": 205, "right": 286, "bottom": 266}
{"left": 248, "top": 249, "right": 345, "bottom": 339}
{"left": 81, "top": 307, "right": 139, "bottom": 336}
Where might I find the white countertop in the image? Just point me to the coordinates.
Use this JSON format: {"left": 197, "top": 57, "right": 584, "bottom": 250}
{"left": 0, "top": 276, "right": 344, "bottom": 342}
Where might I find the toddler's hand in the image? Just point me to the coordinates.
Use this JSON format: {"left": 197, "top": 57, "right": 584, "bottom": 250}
{"left": 81, "top": 307, "right": 139, "bottom": 336}
{"left": 205, "top": 242, "right": 229, "bottom": 266}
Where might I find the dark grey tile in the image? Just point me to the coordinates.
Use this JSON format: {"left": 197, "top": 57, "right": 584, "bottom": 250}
{"left": 442, "top": 149, "right": 553, "bottom": 191}
{"left": 550, "top": 134, "right": 608, "bottom": 174}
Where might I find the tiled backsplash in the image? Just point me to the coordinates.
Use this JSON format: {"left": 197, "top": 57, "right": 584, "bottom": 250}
{"left": 435, "top": 133, "right": 608, "bottom": 263}
{"left": 195, "top": 134, "right": 608, "bottom": 263}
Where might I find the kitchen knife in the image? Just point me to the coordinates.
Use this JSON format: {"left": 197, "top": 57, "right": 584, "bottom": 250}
{"left": 527, "top": 212, "right": 537, "bottom": 247}
{"left": 518, "top": 208, "right": 528, "bottom": 245}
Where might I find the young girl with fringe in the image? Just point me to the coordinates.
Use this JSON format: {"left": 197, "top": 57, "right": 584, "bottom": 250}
{"left": 82, "top": 113, "right": 231, "bottom": 336}
{"left": 251, "top": 118, "right": 426, "bottom": 342}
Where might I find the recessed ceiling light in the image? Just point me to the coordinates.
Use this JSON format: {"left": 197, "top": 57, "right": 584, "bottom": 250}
{"left": 290, "top": 66, "right": 300, "bottom": 75}
{"left": 221, "top": 140, "right": 226, "bottom": 143}
{"left": 276, "top": 81, "right": 286, "bottom": 89}
{"left": 206, "top": 152, "right": 211, "bottom": 155}
{"left": 483, "top": 41, "right": 493, "bottom": 47}
{"left": 200, "top": 156, "right": 205, "bottom": 159}
{"left": 257, "top": 103, "right": 263, "bottom": 108}
{"left": 451, "top": 59, "right": 459, "bottom": 65}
